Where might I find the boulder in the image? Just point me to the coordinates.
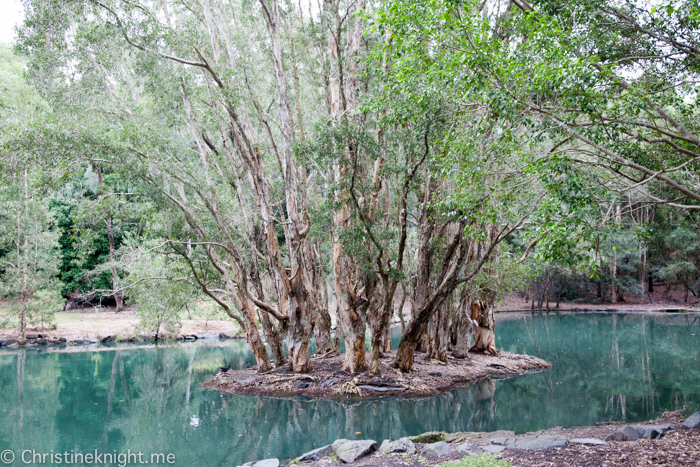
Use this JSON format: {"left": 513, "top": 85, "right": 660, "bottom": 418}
{"left": 409, "top": 431, "right": 446, "bottom": 443}
{"left": 379, "top": 438, "right": 416, "bottom": 455}
{"left": 298, "top": 445, "right": 333, "bottom": 462}
{"left": 683, "top": 412, "right": 700, "bottom": 429}
{"left": 422, "top": 441, "right": 454, "bottom": 456}
{"left": 36, "top": 338, "right": 48, "bottom": 345}
{"left": 332, "top": 439, "right": 378, "bottom": 463}
{"left": 455, "top": 442, "right": 480, "bottom": 454}
{"left": 569, "top": 438, "right": 607, "bottom": 446}
{"left": 482, "top": 445, "right": 505, "bottom": 454}
{"left": 26, "top": 334, "right": 38, "bottom": 340}
{"left": 293, "top": 382, "right": 309, "bottom": 389}
{"left": 1, "top": 339, "right": 18, "bottom": 346}
{"left": 606, "top": 424, "right": 675, "bottom": 441}
{"left": 491, "top": 435, "right": 568, "bottom": 450}
{"left": 240, "top": 459, "right": 279, "bottom": 467}
{"left": 84, "top": 338, "right": 99, "bottom": 344}
{"left": 321, "top": 378, "right": 339, "bottom": 389}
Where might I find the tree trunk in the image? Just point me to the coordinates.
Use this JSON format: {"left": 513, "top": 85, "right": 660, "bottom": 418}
{"left": 452, "top": 289, "right": 475, "bottom": 359}
{"left": 18, "top": 169, "right": 29, "bottom": 346}
{"left": 469, "top": 293, "right": 498, "bottom": 356}
{"left": 105, "top": 216, "right": 123, "bottom": 312}
{"left": 18, "top": 296, "right": 27, "bottom": 346}
{"left": 310, "top": 243, "right": 334, "bottom": 354}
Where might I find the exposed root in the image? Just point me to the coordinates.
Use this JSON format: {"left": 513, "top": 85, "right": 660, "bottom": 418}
{"left": 336, "top": 377, "right": 363, "bottom": 396}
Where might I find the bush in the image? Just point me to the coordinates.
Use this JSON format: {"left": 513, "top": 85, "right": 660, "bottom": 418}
{"left": 26, "top": 288, "right": 65, "bottom": 330}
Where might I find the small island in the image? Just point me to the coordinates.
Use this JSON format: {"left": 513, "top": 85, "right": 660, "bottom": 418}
{"left": 203, "top": 350, "right": 550, "bottom": 400}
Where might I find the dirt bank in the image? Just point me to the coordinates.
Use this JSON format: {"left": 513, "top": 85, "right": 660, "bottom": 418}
{"left": 203, "top": 349, "right": 550, "bottom": 400}
{"left": 0, "top": 308, "right": 243, "bottom": 343}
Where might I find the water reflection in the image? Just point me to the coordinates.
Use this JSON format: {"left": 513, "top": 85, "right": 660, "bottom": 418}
{"left": 0, "top": 313, "right": 698, "bottom": 466}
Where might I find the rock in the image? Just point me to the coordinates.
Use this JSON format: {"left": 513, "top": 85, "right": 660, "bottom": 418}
{"left": 26, "top": 334, "right": 38, "bottom": 340}
{"left": 491, "top": 435, "right": 568, "bottom": 450}
{"left": 422, "top": 441, "right": 454, "bottom": 456}
{"left": 36, "top": 338, "right": 48, "bottom": 345}
{"left": 379, "top": 437, "right": 416, "bottom": 455}
{"left": 606, "top": 424, "right": 675, "bottom": 441}
{"left": 444, "top": 432, "right": 479, "bottom": 444}
{"left": 482, "top": 445, "right": 505, "bottom": 454}
{"left": 84, "top": 338, "right": 98, "bottom": 344}
{"left": 606, "top": 426, "right": 642, "bottom": 442}
{"left": 240, "top": 459, "right": 279, "bottom": 467}
{"left": 455, "top": 442, "right": 480, "bottom": 454}
{"left": 293, "top": 382, "right": 309, "bottom": 389}
{"left": 357, "top": 385, "right": 405, "bottom": 393}
{"left": 219, "top": 333, "right": 231, "bottom": 339}
{"left": 58, "top": 337, "right": 68, "bottom": 342}
{"left": 101, "top": 336, "right": 115, "bottom": 343}
{"left": 237, "top": 377, "right": 256, "bottom": 384}
{"left": 332, "top": 439, "right": 378, "bottom": 463}
{"left": 1, "top": 339, "right": 18, "bottom": 346}
{"left": 683, "top": 412, "right": 700, "bottom": 429}
{"left": 298, "top": 445, "right": 333, "bottom": 462}
{"left": 321, "top": 378, "right": 339, "bottom": 388}
{"left": 409, "top": 431, "right": 446, "bottom": 443}
{"left": 49, "top": 340, "right": 62, "bottom": 345}
{"left": 569, "top": 438, "right": 607, "bottom": 446}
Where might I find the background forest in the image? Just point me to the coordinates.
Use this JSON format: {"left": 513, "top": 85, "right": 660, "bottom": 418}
{"left": 1, "top": 0, "right": 698, "bottom": 372}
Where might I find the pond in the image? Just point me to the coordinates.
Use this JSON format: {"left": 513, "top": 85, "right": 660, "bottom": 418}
{"left": 0, "top": 312, "right": 699, "bottom": 466}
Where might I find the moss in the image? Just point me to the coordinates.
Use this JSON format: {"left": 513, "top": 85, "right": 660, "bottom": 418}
{"left": 410, "top": 431, "right": 447, "bottom": 443}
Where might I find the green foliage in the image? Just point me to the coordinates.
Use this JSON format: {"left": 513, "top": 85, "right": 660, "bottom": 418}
{"left": 124, "top": 239, "right": 197, "bottom": 338}
{"left": 439, "top": 455, "right": 511, "bottom": 467}
{"left": 25, "top": 288, "right": 65, "bottom": 329}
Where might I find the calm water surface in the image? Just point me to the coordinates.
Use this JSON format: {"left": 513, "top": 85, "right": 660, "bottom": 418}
{"left": 0, "top": 313, "right": 699, "bottom": 466}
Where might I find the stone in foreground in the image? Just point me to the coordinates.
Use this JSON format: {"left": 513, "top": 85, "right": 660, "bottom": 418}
{"left": 569, "top": 438, "right": 607, "bottom": 446}
{"left": 240, "top": 459, "right": 279, "bottom": 467}
{"left": 482, "top": 445, "right": 506, "bottom": 454}
{"left": 455, "top": 442, "right": 480, "bottom": 454}
{"left": 606, "top": 424, "right": 675, "bottom": 441}
{"left": 332, "top": 439, "right": 378, "bottom": 463}
{"left": 298, "top": 445, "right": 332, "bottom": 462}
{"left": 379, "top": 438, "right": 416, "bottom": 455}
{"left": 422, "top": 441, "right": 455, "bottom": 456}
{"left": 683, "top": 412, "right": 700, "bottom": 429}
{"left": 491, "top": 435, "right": 568, "bottom": 450}
{"left": 1, "top": 339, "right": 18, "bottom": 346}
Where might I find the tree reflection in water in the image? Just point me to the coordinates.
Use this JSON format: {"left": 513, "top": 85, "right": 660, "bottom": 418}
{"left": 0, "top": 313, "right": 698, "bottom": 465}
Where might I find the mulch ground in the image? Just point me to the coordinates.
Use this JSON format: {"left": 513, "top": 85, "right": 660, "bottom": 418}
{"left": 501, "top": 412, "right": 700, "bottom": 466}
{"left": 202, "top": 349, "right": 550, "bottom": 400}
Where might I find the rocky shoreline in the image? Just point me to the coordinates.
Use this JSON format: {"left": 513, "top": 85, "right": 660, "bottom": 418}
{"left": 204, "top": 350, "right": 551, "bottom": 400}
{"left": 0, "top": 331, "right": 241, "bottom": 349}
{"left": 238, "top": 411, "right": 700, "bottom": 467}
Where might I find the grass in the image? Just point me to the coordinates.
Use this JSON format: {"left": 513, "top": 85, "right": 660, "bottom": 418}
{"left": 438, "top": 455, "right": 511, "bottom": 467}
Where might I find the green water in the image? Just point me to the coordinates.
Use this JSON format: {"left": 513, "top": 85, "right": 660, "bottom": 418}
{"left": 0, "top": 313, "right": 699, "bottom": 466}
